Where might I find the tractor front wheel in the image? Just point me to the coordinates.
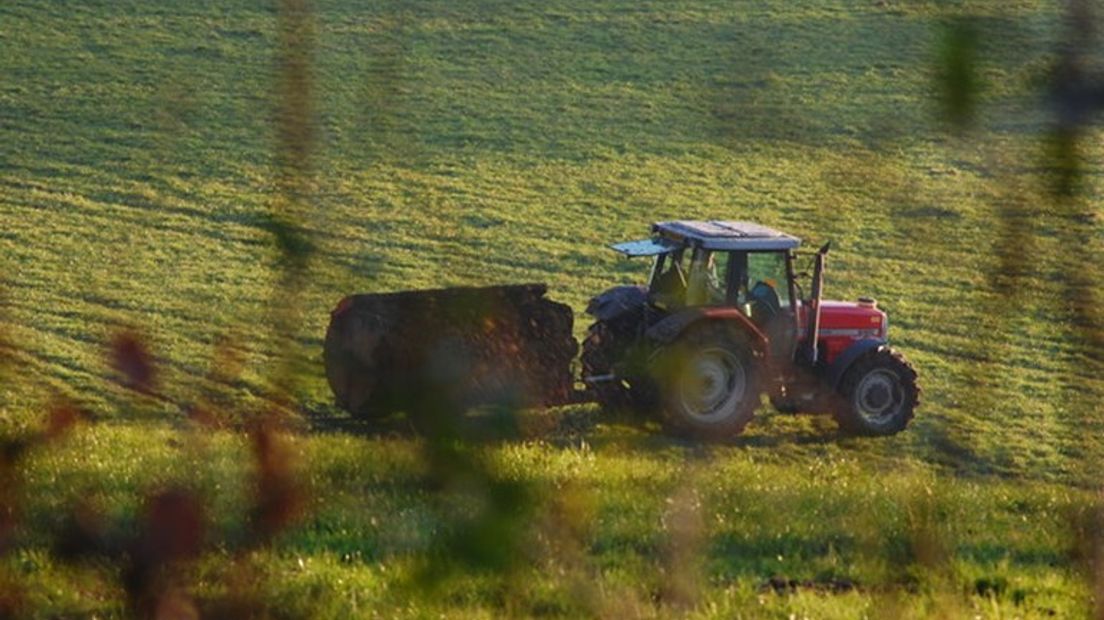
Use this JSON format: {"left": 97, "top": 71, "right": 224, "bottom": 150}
{"left": 654, "top": 324, "right": 760, "bottom": 439}
{"left": 834, "top": 347, "right": 919, "bottom": 436}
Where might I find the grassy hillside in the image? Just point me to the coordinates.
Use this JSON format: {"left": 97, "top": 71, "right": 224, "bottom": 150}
{"left": 2, "top": 0, "right": 1103, "bottom": 616}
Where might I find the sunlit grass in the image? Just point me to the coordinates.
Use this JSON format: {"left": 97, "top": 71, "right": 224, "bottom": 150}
{"left": 3, "top": 423, "right": 1090, "bottom": 617}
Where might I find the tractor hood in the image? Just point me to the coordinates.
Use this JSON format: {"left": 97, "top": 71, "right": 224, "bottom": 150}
{"left": 817, "top": 299, "right": 887, "bottom": 337}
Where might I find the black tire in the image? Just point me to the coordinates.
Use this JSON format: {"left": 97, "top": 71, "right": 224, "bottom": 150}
{"left": 834, "top": 347, "right": 919, "bottom": 436}
{"left": 653, "top": 324, "right": 760, "bottom": 439}
{"left": 581, "top": 321, "right": 654, "bottom": 414}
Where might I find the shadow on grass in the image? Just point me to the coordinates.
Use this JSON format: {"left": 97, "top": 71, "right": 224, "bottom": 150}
{"left": 307, "top": 405, "right": 861, "bottom": 451}
{"left": 728, "top": 418, "right": 847, "bottom": 449}
{"left": 307, "top": 404, "right": 601, "bottom": 445}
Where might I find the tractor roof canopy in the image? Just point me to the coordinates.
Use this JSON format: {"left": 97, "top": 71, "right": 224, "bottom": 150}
{"left": 611, "top": 220, "right": 801, "bottom": 256}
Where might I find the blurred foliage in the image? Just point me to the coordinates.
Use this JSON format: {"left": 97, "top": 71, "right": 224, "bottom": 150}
{"left": 935, "top": 18, "right": 981, "bottom": 132}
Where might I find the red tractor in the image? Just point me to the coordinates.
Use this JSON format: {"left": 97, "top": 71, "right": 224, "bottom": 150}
{"left": 580, "top": 220, "right": 919, "bottom": 437}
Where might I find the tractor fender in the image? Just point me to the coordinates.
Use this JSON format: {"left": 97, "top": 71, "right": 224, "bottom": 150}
{"left": 586, "top": 285, "right": 649, "bottom": 322}
{"left": 645, "top": 308, "right": 768, "bottom": 356}
{"left": 825, "top": 338, "right": 887, "bottom": 388}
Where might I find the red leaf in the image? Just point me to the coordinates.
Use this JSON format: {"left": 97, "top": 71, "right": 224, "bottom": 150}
{"left": 143, "top": 488, "right": 204, "bottom": 563}
{"left": 44, "top": 400, "right": 85, "bottom": 441}
{"left": 110, "top": 331, "right": 157, "bottom": 394}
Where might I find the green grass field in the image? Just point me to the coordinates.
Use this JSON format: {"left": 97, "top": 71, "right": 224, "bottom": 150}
{"left": 2, "top": 0, "right": 1104, "bottom": 617}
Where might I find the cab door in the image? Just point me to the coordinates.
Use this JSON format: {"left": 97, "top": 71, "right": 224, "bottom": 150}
{"left": 745, "top": 251, "right": 796, "bottom": 360}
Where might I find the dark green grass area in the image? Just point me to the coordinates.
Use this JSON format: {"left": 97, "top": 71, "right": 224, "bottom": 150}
{"left": 2, "top": 0, "right": 1103, "bottom": 616}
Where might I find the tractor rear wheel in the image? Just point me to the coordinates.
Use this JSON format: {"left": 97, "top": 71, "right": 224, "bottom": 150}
{"left": 834, "top": 347, "right": 919, "bottom": 436}
{"left": 653, "top": 324, "right": 760, "bottom": 439}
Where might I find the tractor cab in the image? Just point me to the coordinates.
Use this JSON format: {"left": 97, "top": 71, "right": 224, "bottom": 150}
{"left": 590, "top": 219, "right": 916, "bottom": 439}
{"left": 614, "top": 221, "right": 803, "bottom": 356}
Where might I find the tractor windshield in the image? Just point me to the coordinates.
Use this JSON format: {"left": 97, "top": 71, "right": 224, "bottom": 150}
{"left": 648, "top": 249, "right": 687, "bottom": 307}
{"left": 652, "top": 248, "right": 729, "bottom": 308}
{"left": 686, "top": 249, "right": 727, "bottom": 306}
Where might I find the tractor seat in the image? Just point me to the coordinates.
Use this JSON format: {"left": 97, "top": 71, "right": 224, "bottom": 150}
{"left": 747, "top": 280, "right": 782, "bottom": 326}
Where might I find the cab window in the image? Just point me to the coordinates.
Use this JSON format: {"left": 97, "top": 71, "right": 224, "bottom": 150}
{"left": 649, "top": 250, "right": 687, "bottom": 307}
{"left": 686, "top": 249, "right": 728, "bottom": 306}
{"left": 747, "top": 251, "right": 790, "bottom": 309}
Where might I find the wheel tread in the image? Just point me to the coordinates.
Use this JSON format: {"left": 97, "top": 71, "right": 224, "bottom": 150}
{"left": 834, "top": 346, "right": 919, "bottom": 436}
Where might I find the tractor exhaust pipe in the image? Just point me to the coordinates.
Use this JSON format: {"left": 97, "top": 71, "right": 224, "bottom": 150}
{"left": 800, "top": 241, "right": 831, "bottom": 366}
